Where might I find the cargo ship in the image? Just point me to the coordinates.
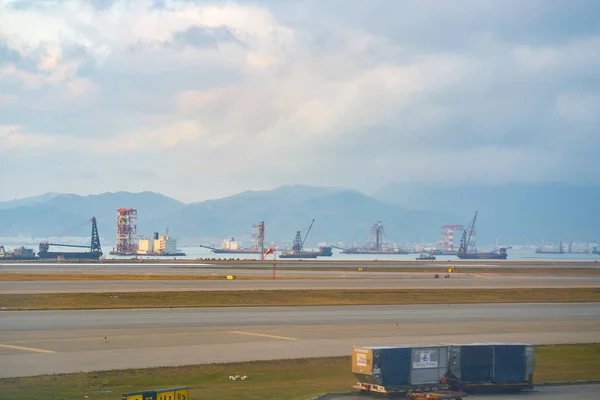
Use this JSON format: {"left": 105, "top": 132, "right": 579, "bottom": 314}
{"left": 201, "top": 221, "right": 266, "bottom": 254}
{"left": 0, "top": 246, "right": 36, "bottom": 260}
{"left": 279, "top": 246, "right": 333, "bottom": 259}
{"left": 432, "top": 249, "right": 458, "bottom": 256}
{"left": 456, "top": 211, "right": 508, "bottom": 260}
{"left": 38, "top": 217, "right": 103, "bottom": 260}
{"left": 279, "top": 219, "right": 332, "bottom": 259}
{"left": 342, "top": 247, "right": 409, "bottom": 255}
{"left": 416, "top": 252, "right": 436, "bottom": 261}
{"left": 340, "top": 221, "right": 410, "bottom": 255}
{"left": 567, "top": 243, "right": 590, "bottom": 254}
{"left": 535, "top": 241, "right": 564, "bottom": 254}
{"left": 457, "top": 248, "right": 508, "bottom": 260}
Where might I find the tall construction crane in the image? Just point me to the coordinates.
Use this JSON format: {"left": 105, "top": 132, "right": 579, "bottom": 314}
{"left": 38, "top": 217, "right": 103, "bottom": 260}
{"left": 292, "top": 219, "right": 315, "bottom": 252}
{"left": 458, "top": 211, "right": 478, "bottom": 255}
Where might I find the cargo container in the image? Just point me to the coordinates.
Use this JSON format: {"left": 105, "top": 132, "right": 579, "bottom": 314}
{"left": 444, "top": 343, "right": 534, "bottom": 392}
{"left": 352, "top": 345, "right": 448, "bottom": 393}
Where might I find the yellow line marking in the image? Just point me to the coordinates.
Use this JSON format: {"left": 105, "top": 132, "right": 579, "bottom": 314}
{"left": 228, "top": 331, "right": 297, "bottom": 341}
{"left": 0, "top": 343, "right": 56, "bottom": 354}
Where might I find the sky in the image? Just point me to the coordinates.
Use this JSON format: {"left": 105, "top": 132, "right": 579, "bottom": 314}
{"left": 0, "top": 0, "right": 599, "bottom": 202}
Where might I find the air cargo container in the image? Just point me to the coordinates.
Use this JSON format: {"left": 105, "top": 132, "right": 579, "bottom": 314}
{"left": 352, "top": 345, "right": 449, "bottom": 394}
{"left": 443, "top": 343, "right": 534, "bottom": 392}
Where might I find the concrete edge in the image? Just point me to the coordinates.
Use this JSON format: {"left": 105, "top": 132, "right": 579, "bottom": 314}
{"left": 309, "top": 381, "right": 600, "bottom": 399}
{"left": 536, "top": 379, "right": 600, "bottom": 386}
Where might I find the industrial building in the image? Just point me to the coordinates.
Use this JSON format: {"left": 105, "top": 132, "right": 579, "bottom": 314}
{"left": 137, "top": 230, "right": 182, "bottom": 256}
{"left": 221, "top": 237, "right": 240, "bottom": 251}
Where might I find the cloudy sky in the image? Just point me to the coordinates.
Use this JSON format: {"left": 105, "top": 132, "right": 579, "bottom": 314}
{"left": 0, "top": 0, "right": 599, "bottom": 202}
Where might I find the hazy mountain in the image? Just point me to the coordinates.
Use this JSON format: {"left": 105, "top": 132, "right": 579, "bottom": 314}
{"left": 0, "top": 193, "right": 63, "bottom": 210}
{"left": 146, "top": 189, "right": 451, "bottom": 245}
{"left": 1, "top": 184, "right": 597, "bottom": 246}
{"left": 0, "top": 191, "right": 185, "bottom": 239}
{"left": 0, "top": 186, "right": 448, "bottom": 246}
{"left": 373, "top": 183, "right": 600, "bottom": 244}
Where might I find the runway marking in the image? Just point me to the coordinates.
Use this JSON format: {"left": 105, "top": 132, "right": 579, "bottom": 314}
{"left": 228, "top": 331, "right": 297, "bottom": 341}
{"left": 0, "top": 343, "right": 56, "bottom": 354}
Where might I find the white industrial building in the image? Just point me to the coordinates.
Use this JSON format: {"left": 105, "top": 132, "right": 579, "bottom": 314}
{"left": 137, "top": 231, "right": 178, "bottom": 255}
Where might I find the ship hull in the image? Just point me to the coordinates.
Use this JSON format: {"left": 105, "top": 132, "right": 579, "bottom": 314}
{"left": 318, "top": 246, "right": 333, "bottom": 257}
{"left": 457, "top": 253, "right": 507, "bottom": 260}
{"left": 0, "top": 256, "right": 37, "bottom": 261}
{"left": 535, "top": 250, "right": 564, "bottom": 254}
{"left": 433, "top": 250, "right": 459, "bottom": 255}
{"left": 212, "top": 249, "right": 262, "bottom": 254}
{"left": 342, "top": 250, "right": 409, "bottom": 255}
{"left": 38, "top": 251, "right": 103, "bottom": 260}
{"left": 279, "top": 252, "right": 319, "bottom": 259}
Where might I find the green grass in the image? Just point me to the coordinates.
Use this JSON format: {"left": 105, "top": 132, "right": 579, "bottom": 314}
{"left": 1, "top": 345, "right": 599, "bottom": 400}
{"left": 1, "top": 288, "right": 599, "bottom": 310}
{"left": 535, "top": 344, "right": 600, "bottom": 383}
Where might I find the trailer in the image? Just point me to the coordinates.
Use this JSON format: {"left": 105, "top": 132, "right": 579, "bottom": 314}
{"left": 353, "top": 382, "right": 466, "bottom": 399}
{"left": 406, "top": 390, "right": 467, "bottom": 400}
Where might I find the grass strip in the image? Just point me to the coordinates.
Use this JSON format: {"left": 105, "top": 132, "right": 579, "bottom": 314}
{"left": 1, "top": 288, "right": 599, "bottom": 310}
{"left": 0, "top": 344, "right": 598, "bottom": 400}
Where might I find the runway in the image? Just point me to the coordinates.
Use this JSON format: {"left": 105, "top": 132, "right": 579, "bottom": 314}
{"left": 1, "top": 303, "right": 598, "bottom": 378}
{"left": 2, "top": 274, "right": 600, "bottom": 293}
{"left": 1, "top": 262, "right": 599, "bottom": 274}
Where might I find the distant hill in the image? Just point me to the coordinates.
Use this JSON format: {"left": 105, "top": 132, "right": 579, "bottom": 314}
{"left": 1, "top": 183, "right": 597, "bottom": 246}
{"left": 0, "top": 191, "right": 185, "bottom": 239}
{"left": 0, "top": 193, "right": 63, "bottom": 210}
{"left": 146, "top": 188, "right": 450, "bottom": 245}
{"left": 373, "top": 183, "right": 600, "bottom": 244}
{"left": 0, "top": 186, "right": 448, "bottom": 246}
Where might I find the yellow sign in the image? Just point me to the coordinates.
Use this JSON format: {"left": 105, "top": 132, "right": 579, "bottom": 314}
{"left": 123, "top": 395, "right": 143, "bottom": 400}
{"left": 227, "top": 275, "right": 235, "bottom": 280}
{"left": 157, "top": 392, "right": 175, "bottom": 400}
{"left": 175, "top": 388, "right": 189, "bottom": 400}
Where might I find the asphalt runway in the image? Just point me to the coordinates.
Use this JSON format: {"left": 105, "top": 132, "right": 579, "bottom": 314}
{"left": 1, "top": 262, "right": 599, "bottom": 274}
{"left": 2, "top": 273, "right": 600, "bottom": 294}
{"left": 1, "top": 303, "right": 598, "bottom": 378}
{"left": 326, "top": 384, "right": 600, "bottom": 400}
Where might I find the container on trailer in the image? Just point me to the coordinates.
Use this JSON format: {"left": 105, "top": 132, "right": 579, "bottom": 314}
{"left": 444, "top": 343, "right": 534, "bottom": 392}
{"left": 352, "top": 345, "right": 448, "bottom": 390}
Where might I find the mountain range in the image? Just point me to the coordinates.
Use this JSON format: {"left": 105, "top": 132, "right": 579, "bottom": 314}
{"left": 0, "top": 184, "right": 598, "bottom": 247}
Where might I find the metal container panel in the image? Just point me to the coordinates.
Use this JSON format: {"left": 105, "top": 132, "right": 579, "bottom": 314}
{"left": 461, "top": 345, "right": 494, "bottom": 383}
{"left": 353, "top": 346, "right": 411, "bottom": 387}
{"left": 410, "top": 346, "right": 448, "bottom": 385}
{"left": 494, "top": 344, "right": 527, "bottom": 383}
{"left": 446, "top": 343, "right": 535, "bottom": 385}
{"left": 352, "top": 347, "right": 373, "bottom": 375}
{"left": 525, "top": 345, "right": 535, "bottom": 377}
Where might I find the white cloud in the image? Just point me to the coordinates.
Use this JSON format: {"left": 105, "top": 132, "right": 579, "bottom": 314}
{"left": 0, "top": 0, "right": 599, "bottom": 201}
{"left": 0, "top": 125, "right": 57, "bottom": 150}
